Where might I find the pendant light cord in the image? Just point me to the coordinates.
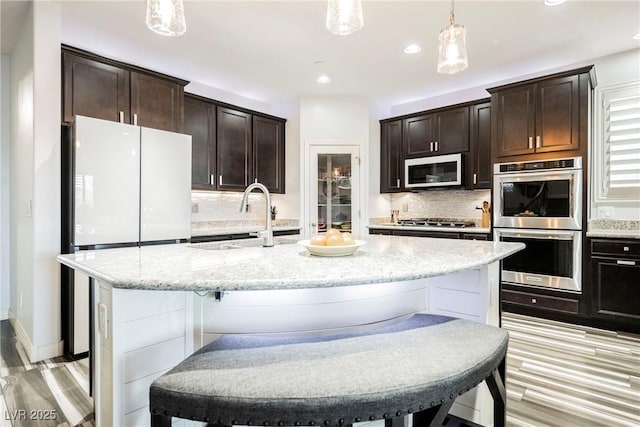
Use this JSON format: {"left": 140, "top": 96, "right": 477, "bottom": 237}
{"left": 450, "top": 0, "right": 455, "bottom": 25}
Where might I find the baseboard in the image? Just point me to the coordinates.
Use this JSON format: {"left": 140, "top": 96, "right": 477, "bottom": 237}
{"left": 8, "top": 310, "right": 64, "bottom": 362}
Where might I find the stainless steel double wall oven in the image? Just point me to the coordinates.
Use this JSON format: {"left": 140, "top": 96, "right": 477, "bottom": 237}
{"left": 493, "top": 157, "right": 583, "bottom": 292}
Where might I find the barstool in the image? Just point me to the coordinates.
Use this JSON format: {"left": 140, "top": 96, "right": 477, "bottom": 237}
{"left": 149, "top": 314, "right": 508, "bottom": 427}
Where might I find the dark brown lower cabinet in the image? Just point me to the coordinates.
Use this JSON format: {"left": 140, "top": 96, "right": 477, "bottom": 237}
{"left": 502, "top": 288, "right": 580, "bottom": 315}
{"left": 590, "top": 239, "right": 640, "bottom": 333}
{"left": 368, "top": 228, "right": 490, "bottom": 240}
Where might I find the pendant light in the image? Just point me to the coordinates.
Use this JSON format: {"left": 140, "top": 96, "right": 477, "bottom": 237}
{"left": 146, "top": 0, "right": 186, "bottom": 37}
{"left": 326, "top": 0, "right": 364, "bottom": 36}
{"left": 437, "top": 0, "right": 468, "bottom": 74}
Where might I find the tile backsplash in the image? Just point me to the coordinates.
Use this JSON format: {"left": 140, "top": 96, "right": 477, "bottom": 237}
{"left": 191, "top": 191, "right": 297, "bottom": 233}
{"left": 385, "top": 189, "right": 492, "bottom": 224}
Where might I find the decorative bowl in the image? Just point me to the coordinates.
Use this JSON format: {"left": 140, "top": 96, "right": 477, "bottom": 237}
{"left": 297, "top": 240, "right": 366, "bottom": 257}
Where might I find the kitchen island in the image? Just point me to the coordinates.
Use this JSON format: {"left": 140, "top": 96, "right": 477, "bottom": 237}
{"left": 57, "top": 235, "right": 523, "bottom": 427}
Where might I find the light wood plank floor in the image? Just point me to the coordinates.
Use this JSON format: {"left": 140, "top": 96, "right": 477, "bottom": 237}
{"left": 0, "top": 316, "right": 637, "bottom": 427}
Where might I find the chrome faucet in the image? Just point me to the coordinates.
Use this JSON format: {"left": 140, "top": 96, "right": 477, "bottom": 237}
{"left": 239, "top": 182, "right": 274, "bottom": 247}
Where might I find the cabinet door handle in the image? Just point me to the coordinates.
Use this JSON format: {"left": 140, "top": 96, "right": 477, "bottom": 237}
{"left": 531, "top": 298, "right": 537, "bottom": 304}
{"left": 528, "top": 137, "right": 533, "bottom": 149}
{"left": 219, "top": 175, "right": 223, "bottom": 186}
{"left": 119, "top": 111, "right": 124, "bottom": 123}
{"left": 210, "top": 174, "right": 214, "bottom": 186}
{"left": 623, "top": 246, "right": 630, "bottom": 252}
{"left": 617, "top": 260, "right": 636, "bottom": 266}
{"left": 536, "top": 135, "right": 541, "bottom": 148}
{"left": 430, "top": 142, "right": 434, "bottom": 152}
{"left": 434, "top": 141, "right": 439, "bottom": 152}
{"left": 396, "top": 178, "right": 400, "bottom": 188}
{"left": 133, "top": 113, "right": 138, "bottom": 126}
{"left": 473, "top": 173, "right": 477, "bottom": 185}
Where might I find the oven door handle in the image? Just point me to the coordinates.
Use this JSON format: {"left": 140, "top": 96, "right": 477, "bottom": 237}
{"left": 498, "top": 230, "right": 575, "bottom": 241}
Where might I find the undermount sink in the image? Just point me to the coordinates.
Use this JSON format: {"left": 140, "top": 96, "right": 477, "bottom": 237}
{"left": 191, "top": 237, "right": 298, "bottom": 251}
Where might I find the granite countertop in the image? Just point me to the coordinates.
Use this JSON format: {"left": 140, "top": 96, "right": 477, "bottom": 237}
{"left": 368, "top": 224, "right": 491, "bottom": 234}
{"left": 587, "top": 219, "right": 640, "bottom": 239}
{"left": 586, "top": 229, "right": 640, "bottom": 239}
{"left": 57, "top": 235, "right": 523, "bottom": 292}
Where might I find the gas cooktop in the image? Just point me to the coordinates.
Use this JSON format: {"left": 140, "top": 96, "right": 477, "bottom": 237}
{"left": 396, "top": 218, "right": 476, "bottom": 228}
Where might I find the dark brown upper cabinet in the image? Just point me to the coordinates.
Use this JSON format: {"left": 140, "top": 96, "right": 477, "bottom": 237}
{"left": 130, "top": 72, "right": 184, "bottom": 132}
{"left": 62, "top": 45, "right": 188, "bottom": 133}
{"left": 253, "top": 115, "right": 285, "bottom": 194}
{"left": 184, "top": 96, "right": 216, "bottom": 190}
{"left": 404, "top": 106, "right": 469, "bottom": 158}
{"left": 183, "top": 94, "right": 287, "bottom": 193}
{"left": 380, "top": 119, "right": 403, "bottom": 193}
{"left": 489, "top": 66, "right": 595, "bottom": 159}
{"left": 217, "top": 107, "right": 253, "bottom": 191}
{"left": 62, "top": 51, "right": 130, "bottom": 124}
{"left": 466, "top": 101, "right": 492, "bottom": 189}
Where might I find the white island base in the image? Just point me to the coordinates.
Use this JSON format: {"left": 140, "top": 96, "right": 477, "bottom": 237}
{"left": 93, "top": 264, "right": 499, "bottom": 427}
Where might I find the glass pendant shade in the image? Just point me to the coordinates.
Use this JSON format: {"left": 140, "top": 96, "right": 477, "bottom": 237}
{"left": 146, "top": 0, "right": 186, "bottom": 37}
{"left": 437, "top": 22, "right": 468, "bottom": 74}
{"left": 326, "top": 0, "right": 364, "bottom": 36}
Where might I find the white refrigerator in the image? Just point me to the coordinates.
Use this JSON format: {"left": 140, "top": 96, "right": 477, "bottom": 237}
{"left": 63, "top": 115, "right": 192, "bottom": 355}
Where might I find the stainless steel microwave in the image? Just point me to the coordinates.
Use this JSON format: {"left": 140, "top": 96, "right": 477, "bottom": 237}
{"left": 404, "top": 153, "right": 463, "bottom": 189}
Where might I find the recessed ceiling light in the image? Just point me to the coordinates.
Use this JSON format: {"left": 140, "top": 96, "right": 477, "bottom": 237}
{"left": 316, "top": 75, "right": 331, "bottom": 84}
{"left": 544, "top": 0, "right": 566, "bottom": 5}
{"left": 403, "top": 44, "right": 422, "bottom": 54}
{"left": 633, "top": 33, "right": 640, "bottom": 40}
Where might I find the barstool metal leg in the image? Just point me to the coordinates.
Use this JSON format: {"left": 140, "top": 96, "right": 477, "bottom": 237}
{"left": 485, "top": 356, "right": 507, "bottom": 427}
{"left": 151, "top": 414, "right": 172, "bottom": 427}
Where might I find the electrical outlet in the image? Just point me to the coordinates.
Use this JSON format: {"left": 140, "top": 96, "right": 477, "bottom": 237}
{"left": 402, "top": 203, "right": 409, "bottom": 212}
{"left": 19, "top": 293, "right": 23, "bottom": 308}
{"left": 191, "top": 203, "right": 199, "bottom": 214}
{"left": 597, "top": 206, "right": 614, "bottom": 218}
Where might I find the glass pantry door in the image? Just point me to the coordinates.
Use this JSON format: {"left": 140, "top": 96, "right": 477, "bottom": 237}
{"left": 309, "top": 145, "right": 360, "bottom": 237}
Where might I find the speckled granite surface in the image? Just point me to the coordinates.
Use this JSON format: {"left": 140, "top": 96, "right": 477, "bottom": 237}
{"left": 587, "top": 219, "right": 640, "bottom": 239}
{"left": 57, "top": 235, "right": 524, "bottom": 292}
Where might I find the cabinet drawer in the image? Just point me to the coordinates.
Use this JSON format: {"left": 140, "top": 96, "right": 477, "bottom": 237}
{"left": 591, "top": 240, "right": 640, "bottom": 257}
{"left": 462, "top": 233, "right": 490, "bottom": 241}
{"left": 502, "top": 289, "right": 579, "bottom": 315}
{"left": 368, "top": 228, "right": 392, "bottom": 235}
{"left": 591, "top": 257, "right": 640, "bottom": 328}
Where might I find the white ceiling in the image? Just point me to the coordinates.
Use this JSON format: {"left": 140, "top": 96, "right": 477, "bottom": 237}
{"left": 2, "top": 1, "right": 640, "bottom": 111}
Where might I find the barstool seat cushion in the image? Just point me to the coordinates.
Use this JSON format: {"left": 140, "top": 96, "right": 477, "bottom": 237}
{"left": 149, "top": 314, "right": 508, "bottom": 425}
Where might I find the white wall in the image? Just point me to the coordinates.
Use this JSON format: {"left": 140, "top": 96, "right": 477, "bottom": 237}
{"left": 300, "top": 96, "right": 370, "bottom": 238}
{"left": 10, "top": 1, "right": 35, "bottom": 351}
{"left": 31, "top": 1, "right": 62, "bottom": 353}
{"left": 0, "top": 55, "right": 10, "bottom": 320}
{"left": 9, "top": 1, "right": 62, "bottom": 362}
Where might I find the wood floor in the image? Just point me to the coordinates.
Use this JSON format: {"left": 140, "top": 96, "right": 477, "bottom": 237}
{"left": 0, "top": 321, "right": 94, "bottom": 427}
{"left": 0, "top": 316, "right": 637, "bottom": 427}
{"left": 502, "top": 312, "right": 640, "bottom": 427}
